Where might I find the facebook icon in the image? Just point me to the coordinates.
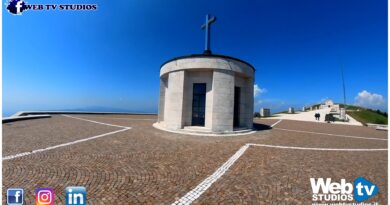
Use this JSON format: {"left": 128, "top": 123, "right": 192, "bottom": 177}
{"left": 7, "top": 188, "right": 24, "bottom": 205}
{"left": 6, "top": 0, "right": 28, "bottom": 15}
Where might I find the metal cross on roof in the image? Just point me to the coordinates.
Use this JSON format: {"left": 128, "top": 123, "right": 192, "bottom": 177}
{"left": 201, "top": 14, "right": 217, "bottom": 54}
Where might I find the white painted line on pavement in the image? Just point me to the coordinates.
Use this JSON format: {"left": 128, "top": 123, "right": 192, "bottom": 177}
{"left": 172, "top": 143, "right": 387, "bottom": 204}
{"left": 3, "top": 115, "right": 132, "bottom": 161}
{"left": 248, "top": 143, "right": 388, "bottom": 151}
{"left": 3, "top": 128, "right": 130, "bottom": 161}
{"left": 274, "top": 128, "right": 387, "bottom": 141}
{"left": 171, "top": 144, "right": 250, "bottom": 205}
{"left": 271, "top": 119, "right": 282, "bottom": 127}
{"left": 62, "top": 114, "right": 131, "bottom": 129}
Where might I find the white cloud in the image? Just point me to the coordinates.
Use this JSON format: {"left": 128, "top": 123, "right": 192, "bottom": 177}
{"left": 254, "top": 84, "right": 267, "bottom": 97}
{"left": 354, "top": 90, "right": 386, "bottom": 110}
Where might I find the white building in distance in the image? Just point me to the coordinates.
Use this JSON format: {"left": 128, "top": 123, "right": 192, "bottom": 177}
{"left": 260, "top": 108, "right": 271, "bottom": 117}
{"left": 320, "top": 99, "right": 340, "bottom": 109}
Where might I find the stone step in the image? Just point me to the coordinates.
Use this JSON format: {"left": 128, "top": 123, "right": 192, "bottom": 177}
{"left": 183, "top": 126, "right": 252, "bottom": 134}
{"left": 183, "top": 126, "right": 213, "bottom": 133}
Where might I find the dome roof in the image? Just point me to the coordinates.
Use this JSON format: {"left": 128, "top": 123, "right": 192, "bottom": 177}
{"left": 160, "top": 53, "right": 255, "bottom": 71}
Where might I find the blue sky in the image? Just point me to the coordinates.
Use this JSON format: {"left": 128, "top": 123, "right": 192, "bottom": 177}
{"left": 3, "top": 0, "right": 388, "bottom": 116}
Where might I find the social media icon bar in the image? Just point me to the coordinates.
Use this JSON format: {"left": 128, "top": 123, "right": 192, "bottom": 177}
{"left": 65, "top": 187, "right": 86, "bottom": 205}
{"left": 7, "top": 188, "right": 24, "bottom": 205}
{"left": 35, "top": 188, "right": 54, "bottom": 205}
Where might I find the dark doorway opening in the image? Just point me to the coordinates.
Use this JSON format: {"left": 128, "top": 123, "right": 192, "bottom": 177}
{"left": 192, "top": 83, "right": 206, "bottom": 126}
{"left": 234, "top": 86, "right": 240, "bottom": 127}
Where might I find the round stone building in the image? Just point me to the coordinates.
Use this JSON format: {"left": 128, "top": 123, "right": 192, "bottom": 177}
{"left": 154, "top": 54, "right": 255, "bottom": 135}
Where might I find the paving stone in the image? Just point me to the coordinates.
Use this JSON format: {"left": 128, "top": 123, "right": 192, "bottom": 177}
{"left": 2, "top": 115, "right": 388, "bottom": 204}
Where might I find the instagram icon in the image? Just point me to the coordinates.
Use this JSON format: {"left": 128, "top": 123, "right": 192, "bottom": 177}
{"left": 35, "top": 188, "right": 54, "bottom": 205}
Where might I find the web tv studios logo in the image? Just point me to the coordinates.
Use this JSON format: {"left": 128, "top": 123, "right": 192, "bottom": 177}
{"left": 6, "top": 0, "right": 97, "bottom": 15}
{"left": 311, "top": 177, "right": 379, "bottom": 204}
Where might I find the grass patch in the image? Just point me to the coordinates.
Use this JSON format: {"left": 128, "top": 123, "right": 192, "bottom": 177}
{"left": 340, "top": 104, "right": 362, "bottom": 110}
{"left": 347, "top": 110, "right": 388, "bottom": 125}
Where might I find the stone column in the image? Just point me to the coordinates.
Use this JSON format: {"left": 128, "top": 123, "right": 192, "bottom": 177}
{"left": 164, "top": 70, "right": 185, "bottom": 130}
{"left": 340, "top": 108, "right": 346, "bottom": 121}
{"left": 211, "top": 70, "right": 234, "bottom": 132}
{"left": 158, "top": 77, "right": 167, "bottom": 122}
{"left": 245, "top": 77, "right": 254, "bottom": 128}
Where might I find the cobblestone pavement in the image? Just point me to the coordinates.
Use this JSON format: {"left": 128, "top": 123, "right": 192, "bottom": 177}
{"left": 3, "top": 116, "right": 118, "bottom": 156}
{"left": 3, "top": 115, "right": 388, "bottom": 204}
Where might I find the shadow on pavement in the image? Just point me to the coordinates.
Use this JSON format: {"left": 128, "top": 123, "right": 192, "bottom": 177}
{"left": 253, "top": 123, "right": 272, "bottom": 131}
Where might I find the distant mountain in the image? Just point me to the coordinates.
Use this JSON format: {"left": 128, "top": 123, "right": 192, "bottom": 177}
{"left": 58, "top": 106, "right": 157, "bottom": 114}
{"left": 2, "top": 106, "right": 158, "bottom": 118}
